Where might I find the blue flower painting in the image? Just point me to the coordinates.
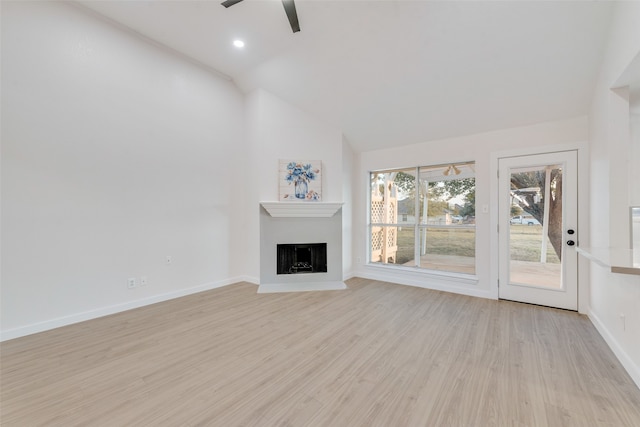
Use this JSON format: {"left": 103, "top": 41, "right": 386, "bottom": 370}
{"left": 279, "top": 160, "right": 322, "bottom": 201}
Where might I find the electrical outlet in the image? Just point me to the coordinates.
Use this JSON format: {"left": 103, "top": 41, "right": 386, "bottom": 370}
{"left": 140, "top": 276, "right": 148, "bottom": 286}
{"left": 127, "top": 278, "right": 137, "bottom": 289}
{"left": 166, "top": 256, "right": 172, "bottom": 265}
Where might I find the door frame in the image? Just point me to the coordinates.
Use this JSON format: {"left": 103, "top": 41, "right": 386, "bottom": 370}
{"left": 498, "top": 151, "right": 577, "bottom": 310}
{"left": 489, "top": 143, "right": 589, "bottom": 314}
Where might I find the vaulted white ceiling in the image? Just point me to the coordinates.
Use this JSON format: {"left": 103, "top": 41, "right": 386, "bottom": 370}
{"left": 78, "top": 0, "right": 613, "bottom": 152}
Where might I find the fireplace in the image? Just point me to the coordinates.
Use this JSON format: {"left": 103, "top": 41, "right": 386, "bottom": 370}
{"left": 277, "top": 243, "right": 327, "bottom": 275}
{"left": 259, "top": 202, "right": 345, "bottom": 293}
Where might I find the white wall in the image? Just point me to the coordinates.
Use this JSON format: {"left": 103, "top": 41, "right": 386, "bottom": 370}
{"left": 243, "top": 89, "right": 346, "bottom": 282}
{"left": 342, "top": 137, "right": 355, "bottom": 278}
{"left": 354, "top": 117, "right": 588, "bottom": 299}
{"left": 630, "top": 89, "right": 640, "bottom": 207}
{"left": 587, "top": 1, "right": 640, "bottom": 388}
{"left": 1, "top": 2, "right": 245, "bottom": 339}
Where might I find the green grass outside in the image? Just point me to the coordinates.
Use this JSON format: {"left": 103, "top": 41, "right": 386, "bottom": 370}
{"left": 509, "top": 225, "right": 560, "bottom": 263}
{"left": 391, "top": 225, "right": 560, "bottom": 265}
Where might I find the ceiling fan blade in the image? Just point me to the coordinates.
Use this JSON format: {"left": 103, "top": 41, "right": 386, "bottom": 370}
{"left": 281, "top": 0, "right": 300, "bottom": 33}
{"left": 221, "top": 0, "right": 244, "bottom": 8}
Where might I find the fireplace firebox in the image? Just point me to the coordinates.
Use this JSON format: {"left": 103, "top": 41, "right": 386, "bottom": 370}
{"left": 277, "top": 243, "right": 327, "bottom": 275}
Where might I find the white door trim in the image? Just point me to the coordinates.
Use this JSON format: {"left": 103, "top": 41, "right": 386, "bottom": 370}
{"left": 498, "top": 151, "right": 578, "bottom": 310}
{"left": 489, "top": 142, "right": 589, "bottom": 313}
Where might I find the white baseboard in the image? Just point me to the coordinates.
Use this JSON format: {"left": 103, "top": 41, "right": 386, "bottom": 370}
{"left": 0, "top": 277, "right": 246, "bottom": 342}
{"left": 342, "top": 271, "right": 356, "bottom": 281}
{"left": 355, "top": 266, "right": 493, "bottom": 300}
{"left": 588, "top": 309, "right": 640, "bottom": 389}
{"left": 238, "top": 275, "right": 260, "bottom": 285}
{"left": 257, "top": 281, "right": 347, "bottom": 293}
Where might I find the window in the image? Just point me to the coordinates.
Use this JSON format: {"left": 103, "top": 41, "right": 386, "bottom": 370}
{"left": 369, "top": 163, "right": 476, "bottom": 275}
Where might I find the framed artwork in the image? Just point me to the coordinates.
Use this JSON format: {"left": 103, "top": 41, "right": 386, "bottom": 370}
{"left": 279, "top": 160, "right": 322, "bottom": 201}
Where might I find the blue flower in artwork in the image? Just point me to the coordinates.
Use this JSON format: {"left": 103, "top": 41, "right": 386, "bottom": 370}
{"left": 285, "top": 161, "right": 320, "bottom": 200}
{"left": 286, "top": 162, "right": 318, "bottom": 184}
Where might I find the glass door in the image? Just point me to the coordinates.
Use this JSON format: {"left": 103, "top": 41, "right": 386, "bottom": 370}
{"left": 498, "top": 151, "right": 578, "bottom": 310}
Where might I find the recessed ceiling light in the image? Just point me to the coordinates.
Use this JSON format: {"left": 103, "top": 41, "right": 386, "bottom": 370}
{"left": 233, "top": 40, "right": 245, "bottom": 48}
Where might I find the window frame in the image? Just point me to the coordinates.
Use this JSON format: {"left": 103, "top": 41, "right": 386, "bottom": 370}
{"left": 367, "top": 162, "right": 476, "bottom": 276}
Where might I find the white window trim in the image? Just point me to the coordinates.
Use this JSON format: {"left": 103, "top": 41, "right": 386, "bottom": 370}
{"left": 367, "top": 163, "right": 477, "bottom": 279}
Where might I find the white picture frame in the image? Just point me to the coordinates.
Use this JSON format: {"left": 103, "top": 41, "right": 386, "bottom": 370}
{"left": 279, "top": 160, "right": 322, "bottom": 201}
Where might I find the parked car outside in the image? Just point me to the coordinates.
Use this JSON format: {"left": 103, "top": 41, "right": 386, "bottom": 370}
{"left": 510, "top": 215, "right": 540, "bottom": 225}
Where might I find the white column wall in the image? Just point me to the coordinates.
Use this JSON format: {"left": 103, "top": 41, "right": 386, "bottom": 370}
{"left": 587, "top": 1, "right": 640, "bottom": 388}
{"left": 342, "top": 137, "right": 355, "bottom": 278}
{"left": 630, "top": 91, "right": 640, "bottom": 206}
{"left": 242, "top": 89, "right": 346, "bottom": 283}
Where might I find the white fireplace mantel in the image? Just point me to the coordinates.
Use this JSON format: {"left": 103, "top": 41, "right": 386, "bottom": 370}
{"left": 260, "top": 202, "right": 343, "bottom": 218}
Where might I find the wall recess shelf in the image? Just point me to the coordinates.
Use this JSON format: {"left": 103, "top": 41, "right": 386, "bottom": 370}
{"left": 576, "top": 247, "right": 640, "bottom": 275}
{"left": 260, "top": 202, "right": 343, "bottom": 218}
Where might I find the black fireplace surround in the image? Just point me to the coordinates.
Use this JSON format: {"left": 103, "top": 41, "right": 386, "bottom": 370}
{"left": 277, "top": 243, "right": 327, "bottom": 275}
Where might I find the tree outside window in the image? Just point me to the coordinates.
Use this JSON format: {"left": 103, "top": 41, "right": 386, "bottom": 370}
{"left": 369, "top": 163, "right": 476, "bottom": 275}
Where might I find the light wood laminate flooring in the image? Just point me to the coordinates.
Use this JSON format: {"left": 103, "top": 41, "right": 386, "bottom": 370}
{"left": 2, "top": 278, "right": 639, "bottom": 426}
